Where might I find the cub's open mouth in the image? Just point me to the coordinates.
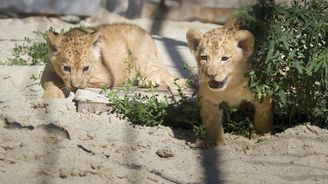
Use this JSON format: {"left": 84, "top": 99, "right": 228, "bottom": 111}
{"left": 208, "top": 77, "right": 229, "bottom": 89}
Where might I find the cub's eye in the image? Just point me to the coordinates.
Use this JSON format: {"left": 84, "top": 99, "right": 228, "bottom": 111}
{"left": 63, "top": 66, "right": 71, "bottom": 72}
{"left": 221, "top": 56, "right": 230, "bottom": 62}
{"left": 82, "top": 66, "right": 90, "bottom": 72}
{"left": 200, "top": 55, "right": 208, "bottom": 61}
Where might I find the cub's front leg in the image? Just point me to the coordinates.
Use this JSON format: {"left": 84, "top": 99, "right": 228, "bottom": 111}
{"left": 253, "top": 96, "right": 273, "bottom": 134}
{"left": 42, "top": 84, "right": 66, "bottom": 99}
{"left": 41, "top": 65, "right": 68, "bottom": 99}
{"left": 198, "top": 100, "right": 225, "bottom": 148}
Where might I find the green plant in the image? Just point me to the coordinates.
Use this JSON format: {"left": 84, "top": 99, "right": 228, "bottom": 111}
{"left": 30, "top": 72, "right": 42, "bottom": 81}
{"left": 220, "top": 101, "right": 256, "bottom": 138}
{"left": 9, "top": 27, "right": 65, "bottom": 65}
{"left": 183, "top": 63, "right": 198, "bottom": 89}
{"left": 123, "top": 48, "right": 141, "bottom": 87}
{"left": 235, "top": 0, "right": 328, "bottom": 127}
{"left": 100, "top": 58, "right": 204, "bottom": 136}
{"left": 109, "top": 90, "right": 169, "bottom": 126}
{"left": 100, "top": 49, "right": 169, "bottom": 126}
{"left": 103, "top": 84, "right": 206, "bottom": 135}
{"left": 10, "top": 36, "right": 48, "bottom": 65}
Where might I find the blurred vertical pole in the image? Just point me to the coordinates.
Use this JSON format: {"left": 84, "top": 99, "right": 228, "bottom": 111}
{"left": 106, "top": 0, "right": 143, "bottom": 18}
{"left": 126, "top": 0, "right": 143, "bottom": 18}
{"left": 106, "top": 0, "right": 128, "bottom": 15}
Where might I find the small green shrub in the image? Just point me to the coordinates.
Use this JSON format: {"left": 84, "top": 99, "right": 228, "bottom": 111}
{"left": 10, "top": 36, "right": 48, "bottom": 65}
{"left": 182, "top": 63, "right": 198, "bottom": 89}
{"left": 235, "top": 0, "right": 328, "bottom": 127}
{"left": 100, "top": 58, "right": 206, "bottom": 137}
{"left": 101, "top": 83, "right": 205, "bottom": 135}
{"left": 30, "top": 72, "right": 42, "bottom": 82}
{"left": 9, "top": 27, "right": 64, "bottom": 65}
{"left": 103, "top": 85, "right": 170, "bottom": 127}
{"left": 220, "top": 102, "right": 256, "bottom": 138}
{"left": 162, "top": 86, "right": 204, "bottom": 137}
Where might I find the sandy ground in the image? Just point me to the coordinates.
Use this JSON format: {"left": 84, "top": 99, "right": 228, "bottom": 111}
{"left": 0, "top": 14, "right": 328, "bottom": 184}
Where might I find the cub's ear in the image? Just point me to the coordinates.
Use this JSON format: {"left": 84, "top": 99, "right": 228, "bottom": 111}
{"left": 44, "top": 31, "right": 62, "bottom": 52}
{"left": 234, "top": 30, "right": 254, "bottom": 57}
{"left": 90, "top": 31, "right": 102, "bottom": 47}
{"left": 90, "top": 31, "right": 102, "bottom": 59}
{"left": 186, "top": 29, "right": 203, "bottom": 54}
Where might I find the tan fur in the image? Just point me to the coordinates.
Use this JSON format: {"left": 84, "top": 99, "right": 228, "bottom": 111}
{"left": 186, "top": 27, "right": 273, "bottom": 148}
{"left": 41, "top": 23, "right": 185, "bottom": 99}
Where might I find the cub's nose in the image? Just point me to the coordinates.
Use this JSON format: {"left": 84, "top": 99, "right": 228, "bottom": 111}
{"left": 206, "top": 67, "right": 218, "bottom": 79}
{"left": 71, "top": 80, "right": 82, "bottom": 89}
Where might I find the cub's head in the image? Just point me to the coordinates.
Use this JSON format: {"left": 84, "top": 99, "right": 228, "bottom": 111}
{"left": 45, "top": 28, "right": 102, "bottom": 91}
{"left": 186, "top": 28, "right": 254, "bottom": 91}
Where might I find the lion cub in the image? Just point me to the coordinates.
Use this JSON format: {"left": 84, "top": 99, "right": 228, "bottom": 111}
{"left": 186, "top": 27, "right": 273, "bottom": 148}
{"left": 41, "top": 23, "right": 183, "bottom": 99}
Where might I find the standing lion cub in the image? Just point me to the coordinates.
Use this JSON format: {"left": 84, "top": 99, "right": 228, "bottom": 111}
{"left": 186, "top": 27, "right": 273, "bottom": 148}
{"left": 41, "top": 23, "right": 184, "bottom": 99}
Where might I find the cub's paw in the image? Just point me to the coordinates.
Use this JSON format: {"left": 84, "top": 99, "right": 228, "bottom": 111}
{"left": 172, "top": 78, "right": 191, "bottom": 88}
{"left": 42, "top": 88, "right": 66, "bottom": 99}
{"left": 138, "top": 76, "right": 161, "bottom": 88}
{"left": 196, "top": 138, "right": 225, "bottom": 149}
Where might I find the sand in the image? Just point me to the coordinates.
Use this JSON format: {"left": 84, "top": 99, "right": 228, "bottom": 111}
{"left": 0, "top": 14, "right": 327, "bottom": 184}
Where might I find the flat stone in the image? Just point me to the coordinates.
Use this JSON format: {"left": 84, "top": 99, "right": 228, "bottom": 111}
{"left": 156, "top": 146, "right": 174, "bottom": 158}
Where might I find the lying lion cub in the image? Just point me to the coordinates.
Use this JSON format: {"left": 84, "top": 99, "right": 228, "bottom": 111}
{"left": 186, "top": 27, "right": 273, "bottom": 148}
{"left": 41, "top": 23, "right": 183, "bottom": 99}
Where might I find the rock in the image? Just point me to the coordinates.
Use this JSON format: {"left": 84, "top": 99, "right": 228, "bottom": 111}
{"left": 59, "top": 170, "right": 68, "bottom": 178}
{"left": 156, "top": 147, "right": 174, "bottom": 158}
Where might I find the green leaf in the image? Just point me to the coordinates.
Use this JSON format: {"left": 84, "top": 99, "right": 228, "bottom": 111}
{"left": 265, "top": 42, "right": 274, "bottom": 63}
{"left": 280, "top": 35, "right": 289, "bottom": 49}
{"left": 277, "top": 90, "right": 287, "bottom": 106}
{"left": 292, "top": 61, "right": 304, "bottom": 74}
